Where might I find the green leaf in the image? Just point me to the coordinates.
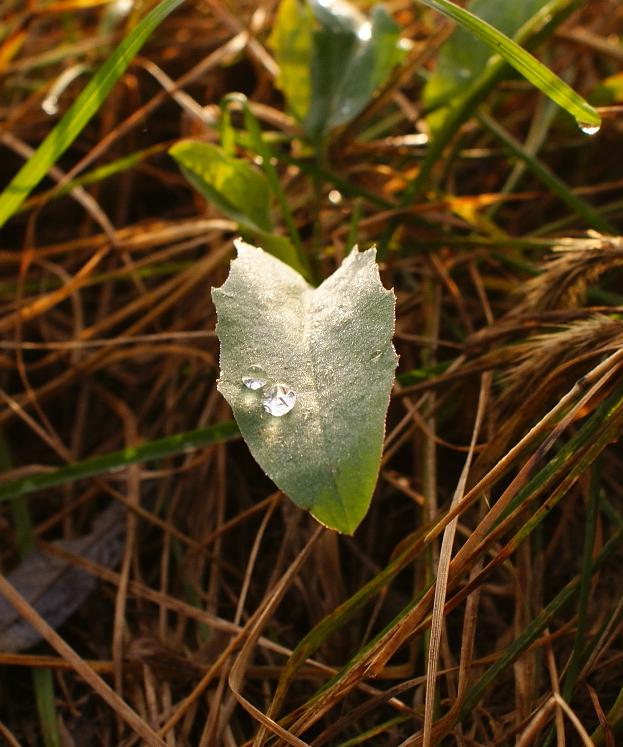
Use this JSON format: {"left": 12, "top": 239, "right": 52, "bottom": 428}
{"left": 212, "top": 240, "right": 397, "bottom": 534}
{"left": 417, "top": 0, "right": 601, "bottom": 129}
{"left": 423, "top": 0, "right": 549, "bottom": 133}
{"left": 268, "top": 0, "right": 315, "bottom": 122}
{"left": 169, "top": 140, "right": 311, "bottom": 279}
{"left": 270, "top": 0, "right": 406, "bottom": 139}
{"left": 252, "top": 229, "right": 312, "bottom": 281}
{"left": 0, "top": 0, "right": 185, "bottom": 230}
{"left": 169, "top": 140, "right": 272, "bottom": 232}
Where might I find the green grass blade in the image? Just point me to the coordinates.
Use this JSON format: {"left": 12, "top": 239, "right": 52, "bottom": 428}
{"left": 0, "top": 434, "right": 61, "bottom": 747}
{"left": 563, "top": 462, "right": 601, "bottom": 698}
{"left": 18, "top": 142, "right": 170, "bottom": 214}
{"left": 0, "top": 421, "right": 239, "bottom": 503}
{"left": 416, "top": 0, "right": 600, "bottom": 129}
{"left": 268, "top": 527, "right": 428, "bottom": 719}
{"left": 33, "top": 669, "right": 62, "bottom": 747}
{"left": 0, "top": 0, "right": 185, "bottom": 230}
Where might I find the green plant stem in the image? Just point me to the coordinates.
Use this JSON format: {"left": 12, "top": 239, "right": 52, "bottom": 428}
{"left": 415, "top": 0, "right": 599, "bottom": 127}
{"left": 241, "top": 99, "right": 310, "bottom": 277}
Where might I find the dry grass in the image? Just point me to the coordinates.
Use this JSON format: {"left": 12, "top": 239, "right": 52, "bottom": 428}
{"left": 1, "top": 1, "right": 623, "bottom": 745}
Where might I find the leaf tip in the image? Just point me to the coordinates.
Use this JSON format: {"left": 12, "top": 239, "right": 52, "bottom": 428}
{"left": 233, "top": 236, "right": 260, "bottom": 257}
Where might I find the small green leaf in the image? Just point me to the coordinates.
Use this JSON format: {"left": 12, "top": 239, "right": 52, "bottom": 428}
{"left": 0, "top": 0, "right": 185, "bottom": 230}
{"left": 423, "top": 0, "right": 549, "bottom": 133}
{"left": 270, "top": 0, "right": 406, "bottom": 139}
{"left": 169, "top": 140, "right": 272, "bottom": 231}
{"left": 268, "top": 0, "right": 315, "bottom": 122}
{"left": 252, "top": 229, "right": 312, "bottom": 281}
{"left": 212, "top": 240, "right": 397, "bottom": 534}
{"left": 169, "top": 140, "right": 310, "bottom": 279}
{"left": 417, "top": 0, "right": 601, "bottom": 129}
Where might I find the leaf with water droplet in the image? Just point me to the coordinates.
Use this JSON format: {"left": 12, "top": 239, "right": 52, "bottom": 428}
{"left": 212, "top": 240, "right": 397, "bottom": 534}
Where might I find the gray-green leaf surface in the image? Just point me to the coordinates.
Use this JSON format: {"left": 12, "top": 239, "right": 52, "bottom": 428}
{"left": 212, "top": 240, "right": 397, "bottom": 533}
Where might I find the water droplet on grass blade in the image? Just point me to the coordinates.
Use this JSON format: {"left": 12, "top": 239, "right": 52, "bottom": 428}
{"left": 242, "top": 364, "right": 267, "bottom": 390}
{"left": 578, "top": 122, "right": 600, "bottom": 135}
{"left": 262, "top": 384, "right": 296, "bottom": 417}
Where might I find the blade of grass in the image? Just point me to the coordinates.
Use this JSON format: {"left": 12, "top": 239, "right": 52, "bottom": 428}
{"left": 423, "top": 373, "right": 489, "bottom": 747}
{"left": 32, "top": 669, "right": 61, "bottom": 747}
{"left": 265, "top": 526, "right": 430, "bottom": 725}
{"left": 487, "top": 91, "right": 559, "bottom": 218}
{"left": 416, "top": 0, "right": 600, "bottom": 129}
{"left": 562, "top": 462, "right": 601, "bottom": 697}
{"left": 0, "top": 0, "right": 185, "bottom": 229}
{"left": 338, "top": 715, "right": 413, "bottom": 746}
{"left": 0, "top": 420, "right": 239, "bottom": 503}
{"left": 17, "top": 142, "right": 171, "bottom": 214}
{"left": 538, "top": 462, "right": 602, "bottom": 747}
{"left": 0, "top": 434, "right": 61, "bottom": 747}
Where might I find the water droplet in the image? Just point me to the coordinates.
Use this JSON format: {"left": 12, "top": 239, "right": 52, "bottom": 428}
{"left": 242, "top": 364, "right": 267, "bottom": 390}
{"left": 578, "top": 121, "right": 600, "bottom": 136}
{"left": 328, "top": 189, "right": 342, "bottom": 205}
{"left": 262, "top": 384, "right": 296, "bottom": 417}
{"left": 357, "top": 21, "right": 372, "bottom": 42}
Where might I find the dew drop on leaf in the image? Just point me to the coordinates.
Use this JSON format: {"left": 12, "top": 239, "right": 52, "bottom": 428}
{"left": 578, "top": 121, "right": 600, "bottom": 136}
{"left": 242, "top": 365, "right": 267, "bottom": 390}
{"left": 262, "top": 384, "right": 296, "bottom": 416}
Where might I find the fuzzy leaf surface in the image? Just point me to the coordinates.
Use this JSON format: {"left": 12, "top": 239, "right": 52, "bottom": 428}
{"left": 212, "top": 240, "right": 397, "bottom": 533}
